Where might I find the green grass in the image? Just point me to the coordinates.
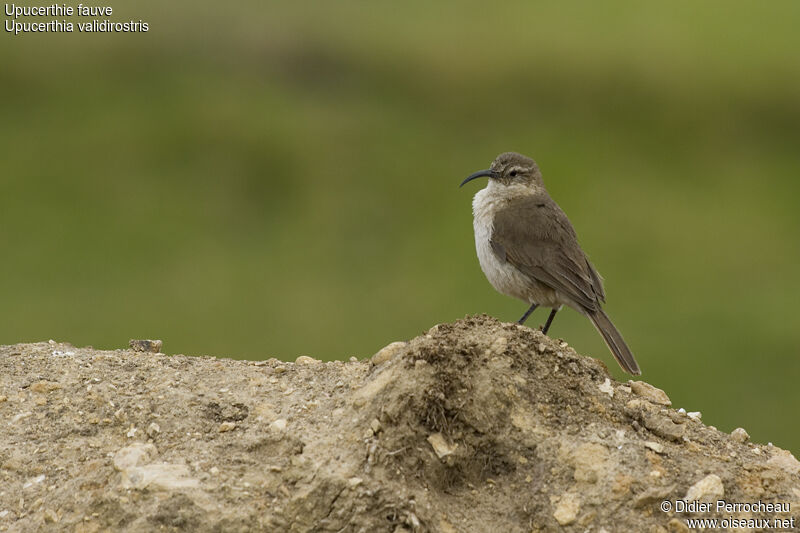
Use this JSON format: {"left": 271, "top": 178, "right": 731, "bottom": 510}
{"left": 1, "top": 1, "right": 799, "bottom": 451}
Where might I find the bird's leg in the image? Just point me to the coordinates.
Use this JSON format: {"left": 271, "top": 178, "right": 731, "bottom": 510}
{"left": 517, "top": 303, "right": 538, "bottom": 325}
{"left": 541, "top": 309, "right": 558, "bottom": 335}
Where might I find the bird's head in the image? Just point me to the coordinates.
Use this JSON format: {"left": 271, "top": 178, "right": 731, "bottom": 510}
{"left": 460, "top": 152, "right": 543, "bottom": 188}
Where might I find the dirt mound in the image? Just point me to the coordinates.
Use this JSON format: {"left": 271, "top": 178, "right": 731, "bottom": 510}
{"left": 1, "top": 315, "right": 798, "bottom": 532}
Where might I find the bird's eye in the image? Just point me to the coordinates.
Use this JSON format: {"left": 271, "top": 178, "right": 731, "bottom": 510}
{"left": 509, "top": 170, "right": 518, "bottom": 177}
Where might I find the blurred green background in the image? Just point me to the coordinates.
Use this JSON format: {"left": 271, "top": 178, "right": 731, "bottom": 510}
{"left": 2, "top": 2, "right": 798, "bottom": 452}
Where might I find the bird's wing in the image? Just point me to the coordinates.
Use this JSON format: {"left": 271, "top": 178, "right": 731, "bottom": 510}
{"left": 490, "top": 194, "right": 605, "bottom": 311}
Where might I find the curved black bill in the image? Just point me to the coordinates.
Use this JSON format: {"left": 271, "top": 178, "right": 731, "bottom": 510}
{"left": 460, "top": 169, "right": 496, "bottom": 187}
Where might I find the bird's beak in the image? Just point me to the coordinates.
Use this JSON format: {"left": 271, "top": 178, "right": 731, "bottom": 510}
{"left": 460, "top": 169, "right": 497, "bottom": 188}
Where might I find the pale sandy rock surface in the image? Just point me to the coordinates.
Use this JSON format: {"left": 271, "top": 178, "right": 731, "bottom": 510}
{"left": 1, "top": 315, "right": 798, "bottom": 532}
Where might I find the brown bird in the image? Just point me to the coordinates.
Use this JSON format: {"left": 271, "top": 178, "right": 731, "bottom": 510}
{"left": 461, "top": 152, "right": 641, "bottom": 375}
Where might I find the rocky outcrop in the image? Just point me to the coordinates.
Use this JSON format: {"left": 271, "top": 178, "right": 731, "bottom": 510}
{"left": 1, "top": 316, "right": 798, "bottom": 531}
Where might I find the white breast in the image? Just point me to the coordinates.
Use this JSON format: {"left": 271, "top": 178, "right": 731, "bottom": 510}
{"left": 471, "top": 184, "right": 559, "bottom": 307}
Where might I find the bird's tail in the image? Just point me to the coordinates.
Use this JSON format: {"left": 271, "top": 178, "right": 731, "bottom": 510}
{"left": 587, "top": 309, "right": 641, "bottom": 375}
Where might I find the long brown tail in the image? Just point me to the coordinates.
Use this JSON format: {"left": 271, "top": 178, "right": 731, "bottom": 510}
{"left": 587, "top": 309, "right": 641, "bottom": 375}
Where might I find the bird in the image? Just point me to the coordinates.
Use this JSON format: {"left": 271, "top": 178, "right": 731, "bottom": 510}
{"left": 460, "top": 152, "right": 641, "bottom": 375}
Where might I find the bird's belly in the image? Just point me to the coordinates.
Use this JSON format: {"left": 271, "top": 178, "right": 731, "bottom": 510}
{"left": 474, "top": 222, "right": 559, "bottom": 307}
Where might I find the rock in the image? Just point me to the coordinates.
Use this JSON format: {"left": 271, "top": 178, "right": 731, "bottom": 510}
{"left": 598, "top": 378, "right": 614, "bottom": 397}
{"left": 488, "top": 336, "right": 508, "bottom": 356}
{"left": 686, "top": 411, "right": 702, "bottom": 421}
{"left": 129, "top": 339, "right": 163, "bottom": 353}
{"left": 121, "top": 463, "right": 200, "bottom": 491}
{"left": 626, "top": 398, "right": 650, "bottom": 411}
{"left": 730, "top": 427, "right": 750, "bottom": 443}
{"left": 295, "top": 355, "right": 320, "bottom": 365}
{"left": 427, "top": 432, "right": 457, "bottom": 459}
{"left": 565, "top": 443, "right": 609, "bottom": 483}
{"left": 684, "top": 474, "right": 724, "bottom": 502}
{"left": 1, "top": 318, "right": 798, "bottom": 532}
{"left": 553, "top": 492, "right": 581, "bottom": 525}
{"left": 630, "top": 381, "right": 671, "bottom": 406}
{"left": 633, "top": 484, "right": 675, "bottom": 508}
{"left": 766, "top": 448, "right": 800, "bottom": 475}
{"left": 371, "top": 341, "right": 407, "bottom": 366}
{"left": 43, "top": 509, "right": 59, "bottom": 523}
{"left": 642, "top": 412, "right": 685, "bottom": 442}
{"left": 113, "top": 443, "right": 157, "bottom": 471}
{"left": 352, "top": 365, "right": 396, "bottom": 407}
{"left": 644, "top": 441, "right": 664, "bottom": 454}
{"left": 219, "top": 421, "right": 236, "bottom": 432}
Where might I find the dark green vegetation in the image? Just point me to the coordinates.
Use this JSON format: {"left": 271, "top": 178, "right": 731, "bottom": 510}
{"left": 2, "top": 2, "right": 799, "bottom": 450}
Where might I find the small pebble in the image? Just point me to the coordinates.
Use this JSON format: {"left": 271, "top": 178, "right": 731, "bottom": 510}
{"left": 489, "top": 336, "right": 508, "bottom": 355}
{"left": 295, "top": 356, "right": 319, "bottom": 365}
{"left": 553, "top": 492, "right": 581, "bottom": 526}
{"left": 44, "top": 509, "right": 59, "bottom": 523}
{"left": 644, "top": 441, "right": 664, "bottom": 454}
{"left": 684, "top": 474, "right": 724, "bottom": 502}
{"left": 427, "top": 432, "right": 457, "bottom": 459}
{"left": 113, "top": 443, "right": 157, "bottom": 470}
{"left": 731, "top": 427, "right": 750, "bottom": 443}
{"left": 271, "top": 419, "right": 288, "bottom": 431}
{"left": 370, "top": 419, "right": 381, "bottom": 434}
{"left": 598, "top": 378, "right": 614, "bottom": 397}
{"left": 371, "top": 341, "right": 407, "bottom": 366}
{"left": 219, "top": 422, "right": 236, "bottom": 433}
{"left": 629, "top": 380, "right": 671, "bottom": 406}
